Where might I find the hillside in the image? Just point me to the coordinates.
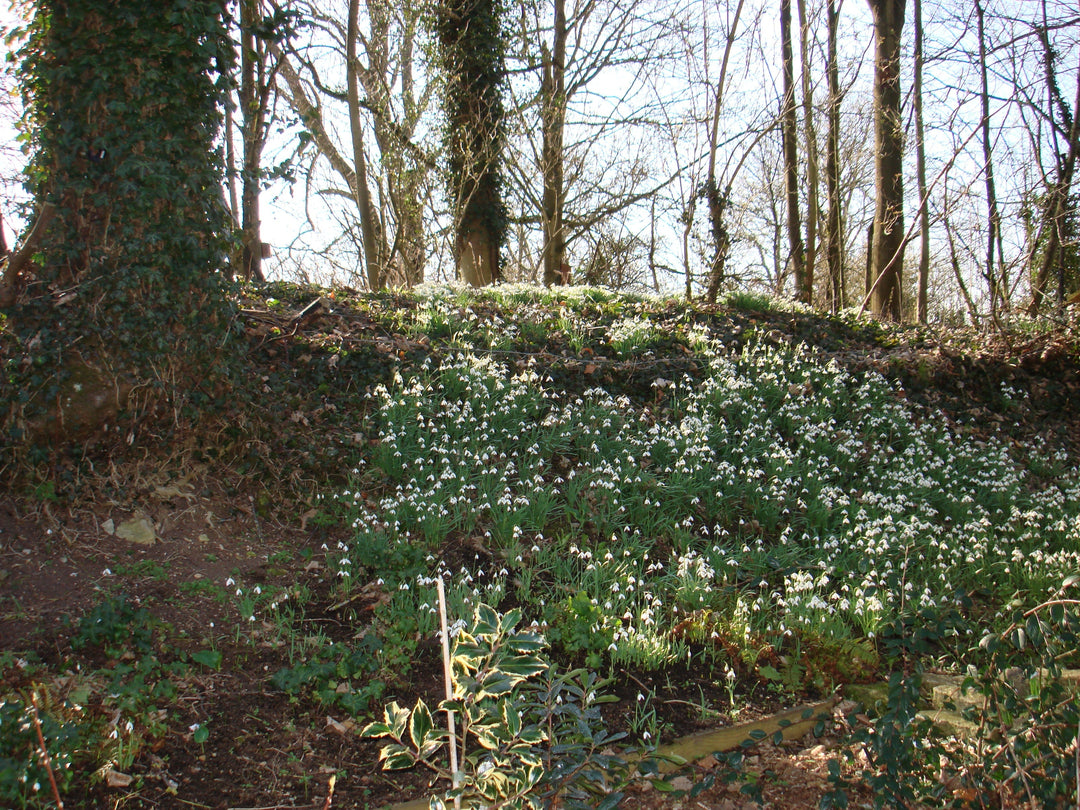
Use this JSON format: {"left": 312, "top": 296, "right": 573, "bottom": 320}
{"left": 2, "top": 284, "right": 1079, "bottom": 809}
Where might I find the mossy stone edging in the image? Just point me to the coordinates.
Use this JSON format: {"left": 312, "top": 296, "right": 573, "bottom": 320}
{"left": 844, "top": 669, "right": 1080, "bottom": 738}
{"left": 380, "top": 697, "right": 838, "bottom": 810}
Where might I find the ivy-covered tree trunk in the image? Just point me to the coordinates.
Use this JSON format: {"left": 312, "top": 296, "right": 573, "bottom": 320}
{"left": 435, "top": 0, "right": 508, "bottom": 287}
{"left": 4, "top": 0, "right": 234, "bottom": 447}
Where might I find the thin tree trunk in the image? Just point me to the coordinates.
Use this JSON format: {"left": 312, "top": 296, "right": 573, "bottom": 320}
{"left": 865, "top": 0, "right": 905, "bottom": 321}
{"left": 347, "top": 0, "right": 382, "bottom": 290}
{"left": 225, "top": 95, "right": 240, "bottom": 227}
{"left": 825, "top": 0, "right": 843, "bottom": 312}
{"left": 781, "top": 0, "right": 806, "bottom": 300}
{"left": 913, "top": 0, "right": 929, "bottom": 323}
{"left": 797, "top": 0, "right": 819, "bottom": 305}
{"left": 944, "top": 196, "right": 980, "bottom": 326}
{"left": 1028, "top": 11, "right": 1080, "bottom": 314}
{"left": 240, "top": 0, "right": 265, "bottom": 282}
{"left": 975, "top": 0, "right": 1005, "bottom": 316}
{"left": 703, "top": 0, "right": 746, "bottom": 302}
{"left": 541, "top": 0, "right": 567, "bottom": 286}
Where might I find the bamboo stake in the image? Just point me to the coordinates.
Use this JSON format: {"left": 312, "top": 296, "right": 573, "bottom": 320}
{"left": 436, "top": 578, "right": 461, "bottom": 809}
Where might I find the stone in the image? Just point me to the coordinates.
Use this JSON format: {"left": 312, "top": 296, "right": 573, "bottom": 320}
{"left": 115, "top": 514, "right": 156, "bottom": 546}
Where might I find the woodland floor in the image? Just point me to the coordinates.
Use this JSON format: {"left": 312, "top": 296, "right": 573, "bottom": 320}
{"left": 2, "top": 285, "right": 1079, "bottom": 809}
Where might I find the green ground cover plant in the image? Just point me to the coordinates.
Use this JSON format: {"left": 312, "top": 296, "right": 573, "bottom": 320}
{"left": 312, "top": 287, "right": 1080, "bottom": 804}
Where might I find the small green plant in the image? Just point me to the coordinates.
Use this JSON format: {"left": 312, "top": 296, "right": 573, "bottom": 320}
{"left": 114, "top": 559, "right": 170, "bottom": 582}
{"left": 544, "top": 592, "right": 617, "bottom": 670}
{"left": 362, "top": 604, "right": 629, "bottom": 809}
{"left": 72, "top": 595, "right": 154, "bottom": 655}
{"left": 271, "top": 636, "right": 385, "bottom": 716}
{"left": 721, "top": 290, "right": 778, "bottom": 312}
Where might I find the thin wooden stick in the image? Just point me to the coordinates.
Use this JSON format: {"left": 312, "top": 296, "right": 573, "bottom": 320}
{"left": 29, "top": 691, "right": 64, "bottom": 810}
{"left": 436, "top": 578, "right": 461, "bottom": 809}
{"left": 321, "top": 772, "right": 336, "bottom": 810}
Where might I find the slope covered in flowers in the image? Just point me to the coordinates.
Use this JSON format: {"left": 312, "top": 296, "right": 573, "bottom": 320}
{"left": 322, "top": 286, "right": 1080, "bottom": 682}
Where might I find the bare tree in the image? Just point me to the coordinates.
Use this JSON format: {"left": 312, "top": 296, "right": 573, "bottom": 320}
{"left": 237, "top": 0, "right": 287, "bottom": 283}
{"left": 271, "top": 0, "right": 436, "bottom": 289}
{"left": 781, "top": 0, "right": 807, "bottom": 301}
{"left": 503, "top": 0, "right": 685, "bottom": 286}
{"left": 912, "top": 0, "right": 929, "bottom": 322}
{"left": 1027, "top": 0, "right": 1080, "bottom": 314}
{"left": 796, "top": 0, "right": 820, "bottom": 304}
{"left": 824, "top": 0, "right": 844, "bottom": 311}
{"left": 539, "top": 0, "right": 568, "bottom": 286}
{"left": 864, "top": 0, "right": 905, "bottom": 321}
{"left": 974, "top": 0, "right": 1006, "bottom": 318}
{"left": 347, "top": 0, "right": 381, "bottom": 288}
{"left": 701, "top": 0, "right": 749, "bottom": 302}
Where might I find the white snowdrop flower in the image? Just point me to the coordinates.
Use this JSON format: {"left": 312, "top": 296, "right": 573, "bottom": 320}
{"left": 254, "top": 586, "right": 262, "bottom": 595}
{"left": 102, "top": 568, "right": 113, "bottom": 576}
{"left": 226, "top": 577, "right": 235, "bottom": 587}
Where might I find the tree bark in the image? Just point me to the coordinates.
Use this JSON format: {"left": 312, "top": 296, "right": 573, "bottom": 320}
{"left": 913, "top": 0, "right": 929, "bottom": 323}
{"left": 435, "top": 0, "right": 507, "bottom": 287}
{"left": 781, "top": 0, "right": 806, "bottom": 300}
{"left": 1028, "top": 6, "right": 1080, "bottom": 315}
{"left": 797, "top": 0, "right": 819, "bottom": 305}
{"left": 703, "top": 0, "right": 746, "bottom": 302}
{"left": 540, "top": 0, "right": 567, "bottom": 287}
{"left": 240, "top": 0, "right": 265, "bottom": 283}
{"left": 866, "top": 0, "right": 906, "bottom": 321}
{"left": 347, "top": 0, "right": 383, "bottom": 290}
{"left": 825, "top": 0, "right": 844, "bottom": 312}
{"left": 975, "top": 0, "right": 1005, "bottom": 317}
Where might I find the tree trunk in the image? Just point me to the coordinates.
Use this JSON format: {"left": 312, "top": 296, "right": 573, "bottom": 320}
{"left": 913, "top": 0, "right": 929, "bottom": 323}
{"left": 866, "top": 0, "right": 906, "bottom": 321}
{"left": 7, "top": 0, "right": 233, "bottom": 444}
{"left": 240, "top": 0, "right": 263, "bottom": 282}
{"left": 975, "top": 0, "right": 1004, "bottom": 317}
{"left": 797, "top": 0, "right": 819, "bottom": 305}
{"left": 540, "top": 0, "right": 567, "bottom": 287}
{"left": 703, "top": 0, "right": 746, "bottom": 302}
{"left": 825, "top": 0, "right": 844, "bottom": 312}
{"left": 781, "top": 0, "right": 806, "bottom": 300}
{"left": 1028, "top": 9, "right": 1080, "bottom": 315}
{"left": 435, "top": 0, "right": 507, "bottom": 287}
{"left": 348, "top": 0, "right": 383, "bottom": 290}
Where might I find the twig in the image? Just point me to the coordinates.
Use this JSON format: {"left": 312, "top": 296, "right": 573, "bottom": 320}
{"left": 322, "top": 773, "right": 336, "bottom": 810}
{"left": 29, "top": 691, "right": 64, "bottom": 810}
{"left": 437, "top": 578, "right": 461, "bottom": 809}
